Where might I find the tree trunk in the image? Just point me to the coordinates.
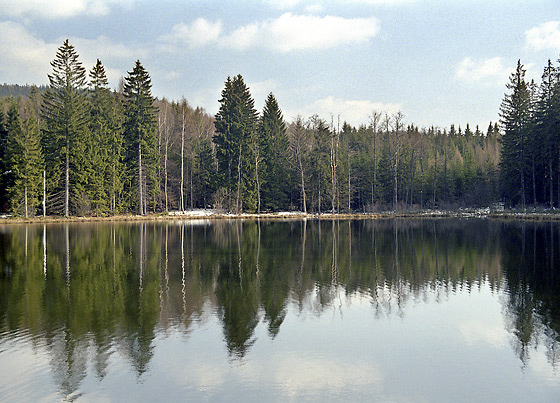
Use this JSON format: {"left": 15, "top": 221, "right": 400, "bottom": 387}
{"left": 420, "top": 155, "right": 424, "bottom": 208}
{"left": 347, "top": 152, "right": 351, "bottom": 212}
{"left": 43, "top": 170, "right": 46, "bottom": 217}
{"left": 138, "top": 140, "right": 143, "bottom": 215}
{"left": 24, "top": 184, "right": 28, "bottom": 218}
{"left": 550, "top": 159, "right": 554, "bottom": 208}
{"left": 164, "top": 140, "right": 168, "bottom": 212}
{"left": 299, "top": 156, "right": 307, "bottom": 214}
{"left": 433, "top": 146, "right": 437, "bottom": 207}
{"left": 330, "top": 136, "right": 336, "bottom": 214}
{"left": 190, "top": 167, "right": 193, "bottom": 209}
{"left": 237, "top": 144, "right": 242, "bottom": 213}
{"left": 65, "top": 146, "right": 69, "bottom": 218}
{"left": 180, "top": 110, "right": 185, "bottom": 211}
{"left": 255, "top": 154, "right": 261, "bottom": 214}
{"left": 393, "top": 153, "right": 398, "bottom": 210}
{"left": 532, "top": 155, "right": 536, "bottom": 206}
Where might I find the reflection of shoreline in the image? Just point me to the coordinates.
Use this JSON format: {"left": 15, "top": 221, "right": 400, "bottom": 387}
{"left": 0, "top": 219, "right": 559, "bottom": 388}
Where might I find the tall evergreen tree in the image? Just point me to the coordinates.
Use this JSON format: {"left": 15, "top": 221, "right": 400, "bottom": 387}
{"left": 213, "top": 75, "right": 258, "bottom": 212}
{"left": 500, "top": 60, "right": 532, "bottom": 208}
{"left": 534, "top": 60, "right": 559, "bottom": 207}
{"left": 42, "top": 40, "right": 89, "bottom": 217}
{"left": 0, "top": 108, "right": 9, "bottom": 212}
{"left": 259, "top": 92, "right": 289, "bottom": 211}
{"left": 5, "top": 101, "right": 44, "bottom": 217}
{"left": 123, "top": 60, "right": 159, "bottom": 215}
{"left": 88, "top": 59, "right": 114, "bottom": 213}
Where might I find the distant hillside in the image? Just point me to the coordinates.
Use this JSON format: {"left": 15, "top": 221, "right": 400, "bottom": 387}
{"left": 0, "top": 84, "right": 47, "bottom": 98}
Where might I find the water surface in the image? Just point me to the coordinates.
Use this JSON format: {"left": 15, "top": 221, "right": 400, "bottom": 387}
{"left": 0, "top": 219, "right": 559, "bottom": 402}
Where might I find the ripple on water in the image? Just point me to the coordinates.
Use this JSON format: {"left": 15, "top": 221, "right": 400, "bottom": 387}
{"left": 0, "top": 330, "right": 59, "bottom": 403}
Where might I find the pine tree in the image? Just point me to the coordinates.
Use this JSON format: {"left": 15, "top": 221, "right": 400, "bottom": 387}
{"left": 213, "top": 75, "right": 259, "bottom": 212}
{"left": 42, "top": 39, "right": 89, "bottom": 217}
{"left": 500, "top": 60, "right": 532, "bottom": 208}
{"left": 123, "top": 60, "right": 159, "bottom": 215}
{"left": 6, "top": 101, "right": 44, "bottom": 217}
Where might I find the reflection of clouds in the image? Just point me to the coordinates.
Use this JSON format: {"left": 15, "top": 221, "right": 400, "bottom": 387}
{"left": 458, "top": 320, "right": 507, "bottom": 348}
{"left": 528, "top": 346, "right": 560, "bottom": 386}
{"left": 271, "top": 354, "right": 382, "bottom": 397}
{"left": 190, "top": 362, "right": 226, "bottom": 392}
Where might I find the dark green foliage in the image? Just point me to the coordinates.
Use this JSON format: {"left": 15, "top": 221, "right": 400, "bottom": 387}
{"left": 259, "top": 93, "right": 290, "bottom": 211}
{"left": 12, "top": 50, "right": 560, "bottom": 215}
{"left": 123, "top": 60, "right": 159, "bottom": 215}
{"left": 88, "top": 59, "right": 125, "bottom": 214}
{"left": 499, "top": 61, "right": 532, "bottom": 208}
{"left": 0, "top": 108, "right": 9, "bottom": 211}
{"left": 5, "top": 101, "right": 44, "bottom": 216}
{"left": 213, "top": 75, "right": 259, "bottom": 212}
{"left": 498, "top": 58, "right": 560, "bottom": 208}
{"left": 42, "top": 39, "right": 90, "bottom": 217}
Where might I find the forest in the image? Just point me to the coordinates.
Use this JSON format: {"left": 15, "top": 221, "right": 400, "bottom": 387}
{"left": 0, "top": 40, "right": 559, "bottom": 217}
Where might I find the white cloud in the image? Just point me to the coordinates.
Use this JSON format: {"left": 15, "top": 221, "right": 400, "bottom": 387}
{"left": 0, "top": 22, "right": 139, "bottom": 87}
{"left": 266, "top": 0, "right": 412, "bottom": 8}
{"left": 64, "top": 36, "right": 142, "bottom": 85}
{"left": 70, "top": 35, "right": 140, "bottom": 61}
{"left": 271, "top": 354, "right": 383, "bottom": 397}
{"left": 0, "top": 21, "right": 57, "bottom": 84}
{"left": 224, "top": 23, "right": 260, "bottom": 50}
{"left": 458, "top": 320, "right": 506, "bottom": 348}
{"left": 304, "top": 4, "right": 324, "bottom": 13}
{"left": 455, "top": 57, "right": 509, "bottom": 85}
{"left": 223, "top": 13, "right": 380, "bottom": 52}
{"left": 303, "top": 96, "right": 401, "bottom": 127}
{"left": 348, "top": 0, "right": 416, "bottom": 4}
{"left": 525, "top": 21, "right": 560, "bottom": 53}
{"left": 159, "top": 13, "right": 379, "bottom": 53}
{"left": 160, "top": 19, "right": 223, "bottom": 49}
{"left": 246, "top": 79, "right": 281, "bottom": 109}
{"left": 0, "top": 0, "right": 131, "bottom": 19}
{"left": 265, "top": 0, "right": 301, "bottom": 9}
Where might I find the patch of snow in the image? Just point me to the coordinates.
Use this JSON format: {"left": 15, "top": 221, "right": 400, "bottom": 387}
{"left": 168, "top": 209, "right": 217, "bottom": 216}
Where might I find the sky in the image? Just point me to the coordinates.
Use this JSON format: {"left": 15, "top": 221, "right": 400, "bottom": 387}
{"left": 1, "top": 0, "right": 560, "bottom": 130}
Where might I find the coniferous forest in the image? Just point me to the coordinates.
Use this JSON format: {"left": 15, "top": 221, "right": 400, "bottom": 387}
{"left": 0, "top": 41, "right": 559, "bottom": 217}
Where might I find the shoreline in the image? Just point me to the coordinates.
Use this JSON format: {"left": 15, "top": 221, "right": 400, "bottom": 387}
{"left": 2, "top": 208, "right": 560, "bottom": 224}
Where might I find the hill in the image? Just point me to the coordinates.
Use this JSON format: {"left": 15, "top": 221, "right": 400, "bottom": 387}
{"left": 0, "top": 83, "right": 47, "bottom": 98}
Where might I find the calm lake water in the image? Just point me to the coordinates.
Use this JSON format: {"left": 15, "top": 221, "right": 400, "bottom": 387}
{"left": 1, "top": 218, "right": 559, "bottom": 402}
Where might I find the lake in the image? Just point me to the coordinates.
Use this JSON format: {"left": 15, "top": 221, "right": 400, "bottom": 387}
{"left": 0, "top": 218, "right": 559, "bottom": 402}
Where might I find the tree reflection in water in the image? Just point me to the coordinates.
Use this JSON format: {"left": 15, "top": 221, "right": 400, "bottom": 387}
{"left": 0, "top": 218, "right": 559, "bottom": 396}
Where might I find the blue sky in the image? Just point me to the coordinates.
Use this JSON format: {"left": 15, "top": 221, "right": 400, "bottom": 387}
{"left": 1, "top": 0, "right": 559, "bottom": 130}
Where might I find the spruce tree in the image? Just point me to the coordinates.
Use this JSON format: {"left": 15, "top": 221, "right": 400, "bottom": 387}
{"left": 42, "top": 39, "right": 89, "bottom": 217}
{"left": 6, "top": 101, "right": 44, "bottom": 217}
{"left": 89, "top": 59, "right": 124, "bottom": 214}
{"left": 123, "top": 60, "right": 159, "bottom": 215}
{"left": 0, "top": 109, "right": 9, "bottom": 212}
{"left": 499, "top": 60, "right": 532, "bottom": 208}
{"left": 260, "top": 92, "right": 289, "bottom": 211}
{"left": 534, "top": 60, "right": 559, "bottom": 207}
{"left": 214, "top": 75, "right": 258, "bottom": 212}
